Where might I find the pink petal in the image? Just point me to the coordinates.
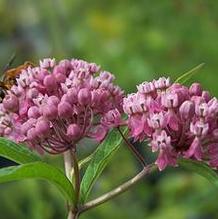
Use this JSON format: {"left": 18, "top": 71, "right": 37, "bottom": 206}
{"left": 166, "top": 112, "right": 179, "bottom": 131}
{"left": 184, "top": 137, "right": 202, "bottom": 160}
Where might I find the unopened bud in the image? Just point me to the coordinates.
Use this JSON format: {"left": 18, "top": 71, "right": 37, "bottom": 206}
{"left": 78, "top": 88, "right": 91, "bottom": 105}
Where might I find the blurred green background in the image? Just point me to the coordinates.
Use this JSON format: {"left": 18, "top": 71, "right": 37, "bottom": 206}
{"left": 1, "top": 0, "right": 218, "bottom": 219}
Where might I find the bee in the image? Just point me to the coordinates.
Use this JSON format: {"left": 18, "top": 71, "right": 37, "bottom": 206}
{"left": 0, "top": 54, "right": 34, "bottom": 102}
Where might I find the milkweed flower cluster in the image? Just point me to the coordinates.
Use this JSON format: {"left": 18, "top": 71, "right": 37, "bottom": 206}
{"left": 123, "top": 77, "right": 218, "bottom": 170}
{"left": 1, "top": 57, "right": 218, "bottom": 173}
{"left": 0, "top": 58, "right": 124, "bottom": 153}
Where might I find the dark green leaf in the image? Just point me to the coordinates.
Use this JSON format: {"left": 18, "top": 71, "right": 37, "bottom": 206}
{"left": 179, "top": 159, "right": 218, "bottom": 186}
{"left": 0, "top": 137, "right": 41, "bottom": 164}
{"left": 80, "top": 127, "right": 128, "bottom": 203}
{"left": 175, "top": 63, "right": 205, "bottom": 84}
{"left": 0, "top": 161, "right": 75, "bottom": 204}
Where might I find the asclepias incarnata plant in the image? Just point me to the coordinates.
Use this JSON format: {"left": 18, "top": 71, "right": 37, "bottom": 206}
{"left": 0, "top": 59, "right": 217, "bottom": 219}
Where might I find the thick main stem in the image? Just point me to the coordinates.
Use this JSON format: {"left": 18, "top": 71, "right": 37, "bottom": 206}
{"left": 64, "top": 150, "right": 73, "bottom": 181}
{"left": 79, "top": 164, "right": 156, "bottom": 213}
{"left": 72, "top": 149, "right": 80, "bottom": 207}
{"left": 67, "top": 210, "right": 79, "bottom": 219}
{"left": 64, "top": 150, "right": 80, "bottom": 219}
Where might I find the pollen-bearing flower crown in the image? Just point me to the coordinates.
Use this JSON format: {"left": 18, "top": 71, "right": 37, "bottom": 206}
{"left": 123, "top": 77, "right": 218, "bottom": 170}
{"left": 0, "top": 58, "right": 124, "bottom": 153}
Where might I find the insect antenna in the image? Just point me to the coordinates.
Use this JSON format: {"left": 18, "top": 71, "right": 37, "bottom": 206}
{"left": 2, "top": 52, "right": 16, "bottom": 73}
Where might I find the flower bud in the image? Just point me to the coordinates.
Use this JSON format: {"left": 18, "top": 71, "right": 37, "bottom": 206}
{"left": 21, "top": 119, "right": 36, "bottom": 134}
{"left": 67, "top": 124, "right": 81, "bottom": 139}
{"left": 58, "top": 101, "right": 73, "bottom": 118}
{"left": 28, "top": 106, "right": 40, "bottom": 118}
{"left": 27, "top": 128, "right": 37, "bottom": 141}
{"left": 42, "top": 104, "right": 58, "bottom": 120}
{"left": 202, "top": 91, "right": 211, "bottom": 102}
{"left": 59, "top": 59, "right": 71, "bottom": 70}
{"left": 67, "top": 88, "right": 78, "bottom": 104}
{"left": 179, "top": 100, "right": 195, "bottom": 120}
{"left": 35, "top": 119, "right": 50, "bottom": 136}
{"left": 54, "top": 73, "right": 66, "bottom": 83}
{"left": 89, "top": 63, "right": 100, "bottom": 73}
{"left": 78, "top": 88, "right": 91, "bottom": 105}
{"left": 53, "top": 65, "right": 66, "bottom": 75}
{"left": 99, "top": 71, "right": 115, "bottom": 82}
{"left": 3, "top": 94, "right": 19, "bottom": 112}
{"left": 43, "top": 75, "right": 57, "bottom": 91}
{"left": 189, "top": 83, "right": 202, "bottom": 96}
{"left": 47, "top": 96, "right": 60, "bottom": 106}
{"left": 208, "top": 98, "right": 218, "bottom": 115}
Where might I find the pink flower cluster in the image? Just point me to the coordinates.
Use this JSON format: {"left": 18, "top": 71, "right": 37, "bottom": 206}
{"left": 0, "top": 58, "right": 124, "bottom": 153}
{"left": 123, "top": 77, "right": 218, "bottom": 170}
{"left": 1, "top": 57, "right": 217, "bottom": 172}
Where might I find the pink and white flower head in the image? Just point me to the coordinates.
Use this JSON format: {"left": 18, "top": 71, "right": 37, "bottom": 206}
{"left": 137, "top": 81, "right": 155, "bottom": 96}
{"left": 0, "top": 58, "right": 124, "bottom": 154}
{"left": 153, "top": 77, "right": 170, "bottom": 90}
{"left": 123, "top": 77, "right": 218, "bottom": 171}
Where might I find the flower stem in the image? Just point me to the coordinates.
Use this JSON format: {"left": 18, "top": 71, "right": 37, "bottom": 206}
{"left": 64, "top": 150, "right": 73, "bottom": 181}
{"left": 79, "top": 164, "right": 156, "bottom": 213}
{"left": 117, "top": 127, "right": 146, "bottom": 167}
{"left": 72, "top": 149, "right": 80, "bottom": 207}
{"left": 67, "top": 211, "right": 79, "bottom": 219}
{"left": 64, "top": 150, "right": 80, "bottom": 219}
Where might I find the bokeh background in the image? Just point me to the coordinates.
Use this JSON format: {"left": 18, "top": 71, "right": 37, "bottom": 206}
{"left": 1, "top": 0, "right": 218, "bottom": 219}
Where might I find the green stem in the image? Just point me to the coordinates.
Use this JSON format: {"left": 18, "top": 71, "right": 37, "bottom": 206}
{"left": 117, "top": 127, "right": 146, "bottom": 167}
{"left": 64, "top": 150, "right": 73, "bottom": 181}
{"left": 64, "top": 150, "right": 80, "bottom": 219}
{"left": 72, "top": 149, "right": 80, "bottom": 208}
{"left": 67, "top": 210, "right": 79, "bottom": 219}
{"left": 79, "top": 164, "right": 157, "bottom": 213}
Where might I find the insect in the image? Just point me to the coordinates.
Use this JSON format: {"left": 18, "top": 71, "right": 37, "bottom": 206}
{"left": 0, "top": 54, "right": 34, "bottom": 102}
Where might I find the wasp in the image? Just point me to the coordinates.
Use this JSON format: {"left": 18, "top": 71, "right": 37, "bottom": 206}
{"left": 0, "top": 54, "right": 34, "bottom": 102}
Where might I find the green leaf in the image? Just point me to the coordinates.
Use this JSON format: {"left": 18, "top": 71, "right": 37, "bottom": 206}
{"left": 80, "top": 127, "right": 128, "bottom": 203}
{"left": 179, "top": 159, "right": 218, "bottom": 186}
{"left": 0, "top": 137, "right": 41, "bottom": 164}
{"left": 0, "top": 161, "right": 75, "bottom": 204}
{"left": 175, "top": 63, "right": 205, "bottom": 84}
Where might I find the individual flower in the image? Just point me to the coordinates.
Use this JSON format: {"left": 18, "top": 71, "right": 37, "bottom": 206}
{"left": 0, "top": 58, "right": 124, "bottom": 154}
{"left": 123, "top": 77, "right": 218, "bottom": 171}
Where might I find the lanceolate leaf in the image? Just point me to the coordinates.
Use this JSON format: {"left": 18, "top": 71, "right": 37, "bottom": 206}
{"left": 0, "top": 137, "right": 41, "bottom": 164}
{"left": 179, "top": 159, "right": 218, "bottom": 186}
{"left": 0, "top": 162, "right": 75, "bottom": 204}
{"left": 80, "top": 127, "right": 128, "bottom": 203}
{"left": 175, "top": 63, "right": 205, "bottom": 84}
